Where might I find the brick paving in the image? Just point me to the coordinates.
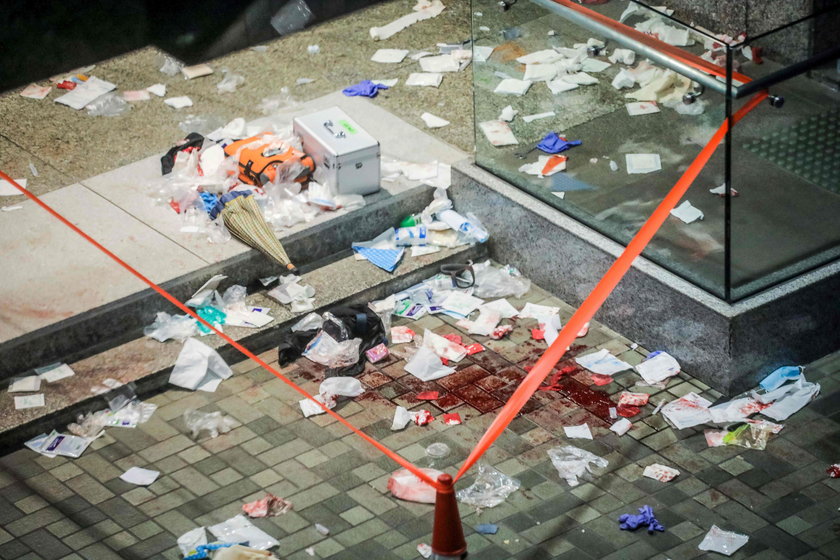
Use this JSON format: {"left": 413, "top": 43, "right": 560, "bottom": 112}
{"left": 1, "top": 283, "right": 839, "bottom": 559}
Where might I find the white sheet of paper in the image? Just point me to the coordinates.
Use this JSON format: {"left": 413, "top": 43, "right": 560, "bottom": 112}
{"left": 420, "top": 54, "right": 460, "bottom": 73}
{"left": 635, "top": 352, "right": 681, "bottom": 383}
{"left": 441, "top": 292, "right": 484, "bottom": 316}
{"left": 670, "top": 201, "right": 704, "bottom": 223}
{"left": 35, "top": 363, "right": 76, "bottom": 383}
{"left": 147, "top": 83, "right": 166, "bottom": 96}
{"left": 479, "top": 120, "right": 518, "bottom": 146}
{"left": 522, "top": 111, "right": 555, "bottom": 123}
{"left": 523, "top": 64, "right": 557, "bottom": 82}
{"left": 421, "top": 112, "right": 450, "bottom": 128}
{"left": 20, "top": 84, "right": 51, "bottom": 99}
{"left": 0, "top": 178, "right": 27, "bottom": 196}
{"left": 498, "top": 105, "right": 518, "bottom": 122}
{"left": 9, "top": 376, "right": 41, "bottom": 393}
{"left": 562, "top": 72, "right": 599, "bottom": 85}
{"left": 575, "top": 349, "right": 632, "bottom": 375}
{"left": 181, "top": 64, "right": 213, "bottom": 79}
{"left": 405, "top": 346, "right": 455, "bottom": 381}
{"left": 546, "top": 78, "right": 579, "bottom": 95}
{"left": 626, "top": 153, "right": 662, "bottom": 174}
{"left": 405, "top": 72, "right": 443, "bottom": 87}
{"left": 473, "top": 45, "right": 495, "bottom": 63}
{"left": 371, "top": 48, "right": 409, "bottom": 63}
{"left": 518, "top": 302, "right": 559, "bottom": 320}
{"left": 564, "top": 424, "right": 593, "bottom": 439}
{"left": 164, "top": 96, "right": 193, "bottom": 109}
{"left": 626, "top": 101, "right": 660, "bottom": 116}
{"left": 54, "top": 77, "right": 116, "bottom": 110}
{"left": 494, "top": 78, "right": 532, "bottom": 96}
{"left": 480, "top": 299, "right": 519, "bottom": 319}
{"left": 120, "top": 467, "right": 160, "bottom": 486}
{"left": 168, "top": 338, "right": 233, "bottom": 392}
{"left": 15, "top": 394, "right": 45, "bottom": 409}
{"left": 580, "top": 58, "right": 611, "bottom": 72}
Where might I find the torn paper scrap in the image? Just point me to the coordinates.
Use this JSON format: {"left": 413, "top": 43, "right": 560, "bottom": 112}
{"left": 494, "top": 78, "right": 532, "bottom": 96}
{"left": 563, "top": 424, "right": 593, "bottom": 440}
{"left": 9, "top": 376, "right": 41, "bottom": 393}
{"left": 391, "top": 406, "right": 414, "bottom": 430}
{"left": 516, "top": 50, "right": 562, "bottom": 64}
{"left": 635, "top": 352, "right": 680, "bottom": 383}
{"left": 405, "top": 72, "right": 443, "bottom": 87}
{"left": 369, "top": 0, "right": 445, "bottom": 41}
{"left": 610, "top": 418, "right": 632, "bottom": 435}
{"left": 20, "top": 84, "right": 51, "bottom": 99}
{"left": 421, "top": 112, "right": 450, "bottom": 128}
{"left": 120, "top": 467, "right": 160, "bottom": 486}
{"left": 575, "top": 349, "right": 632, "bottom": 375}
{"left": 147, "top": 83, "right": 166, "bottom": 97}
{"left": 625, "top": 153, "right": 661, "bottom": 174}
{"left": 670, "top": 201, "right": 704, "bottom": 223}
{"left": 546, "top": 78, "right": 579, "bottom": 95}
{"left": 164, "top": 96, "right": 193, "bottom": 109}
{"left": 371, "top": 48, "right": 409, "bottom": 63}
{"left": 522, "top": 111, "right": 555, "bottom": 123}
{"left": 498, "top": 105, "right": 518, "bottom": 122}
{"left": 243, "top": 494, "right": 293, "bottom": 518}
{"left": 168, "top": 338, "right": 233, "bottom": 392}
{"left": 698, "top": 525, "right": 749, "bottom": 556}
{"left": 479, "top": 120, "right": 518, "bottom": 146}
{"left": 54, "top": 76, "right": 116, "bottom": 110}
{"left": 626, "top": 101, "right": 660, "bottom": 116}
{"left": 405, "top": 346, "right": 455, "bottom": 381}
{"left": 15, "top": 394, "right": 45, "bottom": 409}
{"left": 642, "top": 464, "right": 680, "bottom": 482}
{"left": 609, "top": 48, "right": 636, "bottom": 65}
{"left": 181, "top": 64, "right": 213, "bottom": 79}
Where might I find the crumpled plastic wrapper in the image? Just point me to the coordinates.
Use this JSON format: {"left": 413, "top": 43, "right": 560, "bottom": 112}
{"left": 456, "top": 463, "right": 521, "bottom": 508}
{"left": 242, "top": 494, "right": 293, "bottom": 518}
{"left": 547, "top": 445, "right": 608, "bottom": 487}
{"left": 183, "top": 409, "right": 236, "bottom": 439}
{"left": 387, "top": 468, "right": 444, "bottom": 503}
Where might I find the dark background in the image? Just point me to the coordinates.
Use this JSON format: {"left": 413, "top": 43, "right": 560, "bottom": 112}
{"left": 0, "top": 0, "right": 385, "bottom": 92}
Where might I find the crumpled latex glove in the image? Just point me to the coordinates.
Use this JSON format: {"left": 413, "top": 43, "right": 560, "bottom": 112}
{"left": 536, "top": 132, "right": 582, "bottom": 154}
{"left": 618, "top": 505, "right": 665, "bottom": 534}
{"left": 342, "top": 80, "right": 389, "bottom": 98}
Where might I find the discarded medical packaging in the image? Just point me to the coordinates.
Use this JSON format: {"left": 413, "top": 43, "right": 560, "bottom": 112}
{"left": 456, "top": 463, "right": 521, "bottom": 508}
{"left": 547, "top": 445, "right": 608, "bottom": 487}
{"left": 387, "top": 468, "right": 444, "bottom": 503}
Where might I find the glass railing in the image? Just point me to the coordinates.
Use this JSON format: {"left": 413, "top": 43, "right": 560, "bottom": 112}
{"left": 471, "top": 0, "right": 840, "bottom": 301}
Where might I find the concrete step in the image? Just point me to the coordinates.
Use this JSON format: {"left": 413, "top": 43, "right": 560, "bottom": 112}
{"left": 0, "top": 182, "right": 436, "bottom": 381}
{"left": 0, "top": 242, "right": 487, "bottom": 447}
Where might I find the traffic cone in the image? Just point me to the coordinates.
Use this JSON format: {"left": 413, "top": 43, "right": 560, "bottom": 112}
{"left": 431, "top": 474, "right": 467, "bottom": 559}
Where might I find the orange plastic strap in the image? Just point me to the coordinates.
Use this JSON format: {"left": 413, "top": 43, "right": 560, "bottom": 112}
{"left": 0, "top": 171, "right": 442, "bottom": 490}
{"left": 552, "top": 0, "right": 754, "bottom": 85}
{"left": 455, "top": 91, "right": 768, "bottom": 481}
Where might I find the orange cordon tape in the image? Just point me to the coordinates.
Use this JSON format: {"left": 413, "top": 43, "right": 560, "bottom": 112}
{"left": 552, "top": 0, "right": 754, "bottom": 85}
{"left": 0, "top": 170, "right": 443, "bottom": 491}
{"left": 454, "top": 91, "right": 768, "bottom": 481}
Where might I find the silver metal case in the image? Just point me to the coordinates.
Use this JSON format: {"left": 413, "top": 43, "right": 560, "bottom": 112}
{"left": 293, "top": 107, "right": 381, "bottom": 196}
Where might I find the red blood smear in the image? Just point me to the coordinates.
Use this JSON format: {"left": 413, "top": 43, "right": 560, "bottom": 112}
{"left": 617, "top": 404, "right": 641, "bottom": 418}
{"left": 465, "top": 343, "right": 485, "bottom": 355}
{"left": 416, "top": 391, "right": 440, "bottom": 401}
{"left": 531, "top": 328, "right": 545, "bottom": 341}
{"left": 827, "top": 464, "right": 840, "bottom": 478}
{"left": 491, "top": 325, "right": 513, "bottom": 339}
{"left": 556, "top": 378, "right": 617, "bottom": 422}
{"left": 443, "top": 334, "right": 462, "bottom": 345}
{"left": 169, "top": 200, "right": 181, "bottom": 213}
{"left": 591, "top": 374, "right": 613, "bottom": 386}
{"left": 443, "top": 413, "right": 462, "bottom": 425}
{"left": 414, "top": 410, "right": 434, "bottom": 426}
{"left": 440, "top": 357, "right": 449, "bottom": 366}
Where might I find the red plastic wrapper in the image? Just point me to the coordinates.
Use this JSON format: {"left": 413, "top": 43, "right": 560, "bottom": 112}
{"left": 57, "top": 80, "right": 77, "bottom": 90}
{"left": 590, "top": 374, "right": 613, "bottom": 386}
{"left": 416, "top": 391, "right": 440, "bottom": 401}
{"left": 827, "top": 464, "right": 840, "bottom": 478}
{"left": 242, "top": 493, "right": 293, "bottom": 517}
{"left": 414, "top": 410, "right": 434, "bottom": 426}
{"left": 617, "top": 404, "right": 641, "bottom": 418}
{"left": 618, "top": 392, "right": 650, "bottom": 407}
{"left": 443, "top": 334, "right": 463, "bottom": 345}
{"left": 531, "top": 328, "right": 545, "bottom": 341}
{"left": 465, "top": 343, "right": 485, "bottom": 355}
{"left": 443, "top": 413, "right": 462, "bottom": 425}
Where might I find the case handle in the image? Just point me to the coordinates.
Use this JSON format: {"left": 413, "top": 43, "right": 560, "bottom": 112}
{"left": 323, "top": 120, "right": 346, "bottom": 139}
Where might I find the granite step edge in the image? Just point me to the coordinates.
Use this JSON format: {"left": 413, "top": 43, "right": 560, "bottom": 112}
{"left": 0, "top": 242, "right": 487, "bottom": 448}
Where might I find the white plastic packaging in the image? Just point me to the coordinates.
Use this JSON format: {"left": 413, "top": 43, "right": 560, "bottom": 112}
{"left": 207, "top": 514, "right": 279, "bottom": 550}
{"left": 697, "top": 525, "right": 749, "bottom": 556}
{"left": 302, "top": 331, "right": 361, "bottom": 368}
{"left": 547, "top": 445, "right": 608, "bottom": 487}
{"left": 456, "top": 463, "right": 521, "bottom": 508}
{"left": 183, "top": 409, "right": 236, "bottom": 439}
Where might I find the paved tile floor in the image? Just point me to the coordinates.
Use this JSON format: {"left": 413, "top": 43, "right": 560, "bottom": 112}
{"left": 1, "top": 282, "right": 839, "bottom": 560}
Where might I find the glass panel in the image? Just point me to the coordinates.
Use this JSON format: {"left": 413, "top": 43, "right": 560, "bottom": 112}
{"left": 472, "top": 0, "right": 730, "bottom": 297}
{"left": 729, "top": 11, "right": 840, "bottom": 299}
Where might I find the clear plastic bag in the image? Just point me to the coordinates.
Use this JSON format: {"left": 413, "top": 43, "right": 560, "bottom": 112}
{"left": 207, "top": 515, "right": 279, "bottom": 550}
{"left": 178, "top": 114, "right": 225, "bottom": 135}
{"left": 270, "top": 0, "right": 314, "bottom": 35}
{"left": 216, "top": 70, "right": 245, "bottom": 93}
{"left": 221, "top": 285, "right": 248, "bottom": 312}
{"left": 206, "top": 218, "right": 232, "bottom": 244}
{"left": 158, "top": 54, "right": 183, "bottom": 76}
{"left": 721, "top": 423, "right": 772, "bottom": 450}
{"left": 292, "top": 312, "right": 323, "bottom": 332}
{"left": 144, "top": 312, "right": 198, "bottom": 342}
{"left": 547, "top": 445, "right": 609, "bottom": 487}
{"left": 86, "top": 92, "right": 130, "bottom": 117}
{"left": 456, "top": 463, "right": 521, "bottom": 508}
{"left": 183, "top": 409, "right": 236, "bottom": 439}
{"left": 698, "top": 525, "right": 749, "bottom": 556}
{"left": 302, "top": 331, "right": 361, "bottom": 368}
{"left": 473, "top": 261, "right": 531, "bottom": 298}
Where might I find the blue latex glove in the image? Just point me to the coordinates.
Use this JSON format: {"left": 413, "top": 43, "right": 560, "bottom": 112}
{"left": 208, "top": 190, "right": 253, "bottom": 220}
{"left": 342, "top": 80, "right": 389, "bottom": 98}
{"left": 618, "top": 505, "right": 665, "bottom": 534}
{"left": 199, "top": 191, "right": 218, "bottom": 215}
{"left": 537, "top": 132, "right": 582, "bottom": 154}
{"left": 759, "top": 365, "right": 801, "bottom": 391}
